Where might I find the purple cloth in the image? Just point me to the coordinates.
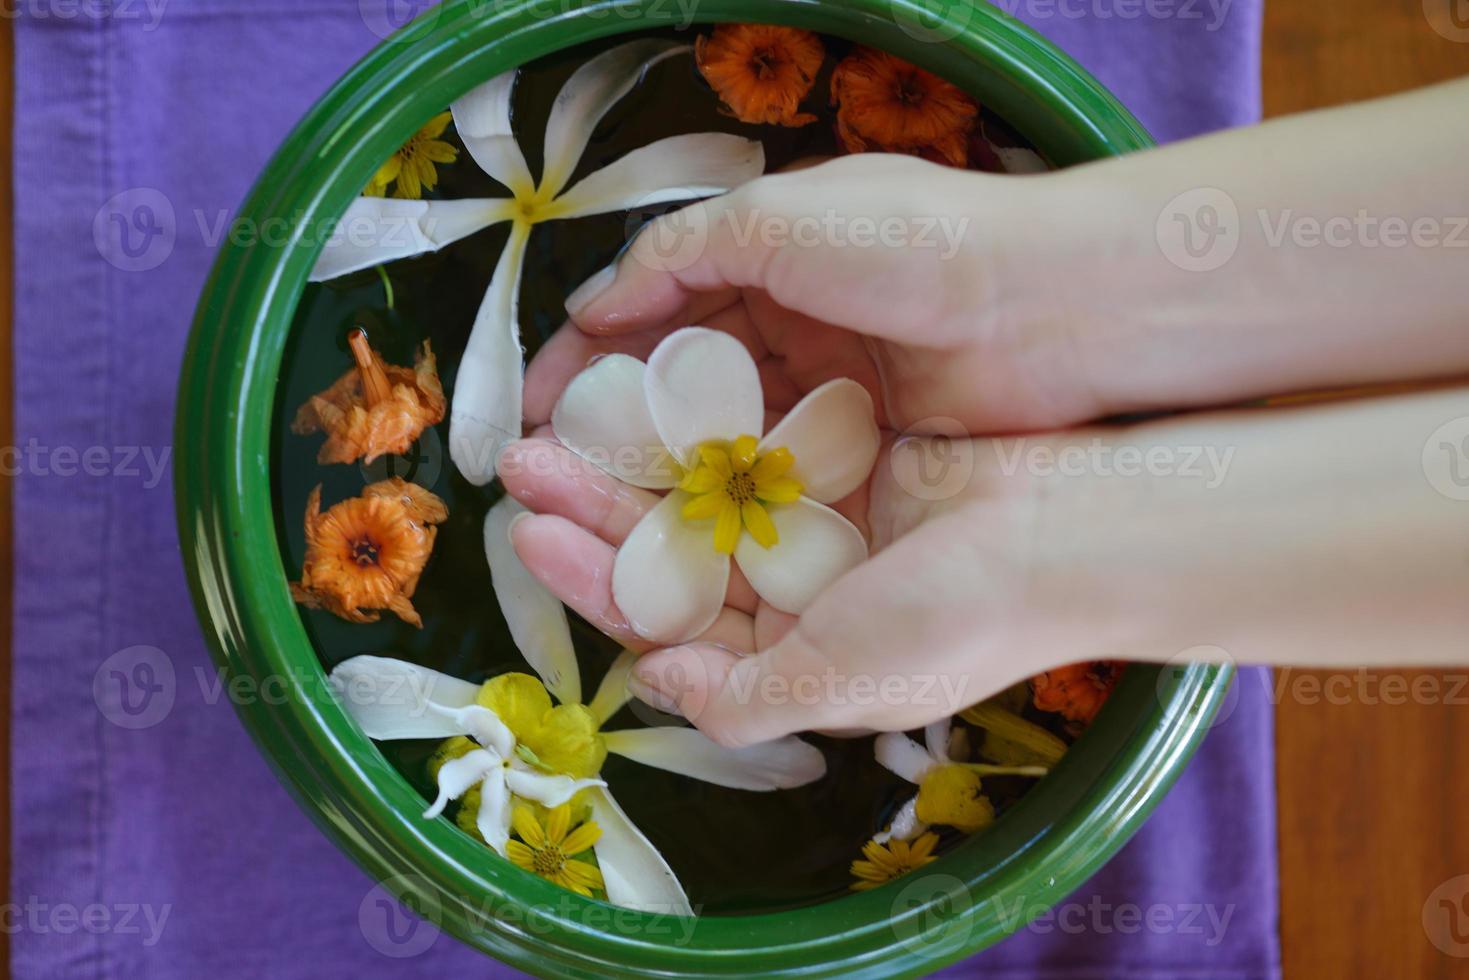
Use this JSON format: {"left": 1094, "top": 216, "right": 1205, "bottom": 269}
{"left": 11, "top": 2, "right": 1273, "bottom": 977}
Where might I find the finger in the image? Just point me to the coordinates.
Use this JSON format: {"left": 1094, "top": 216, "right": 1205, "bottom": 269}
{"left": 500, "top": 438, "right": 762, "bottom": 613}
{"left": 522, "top": 322, "right": 667, "bottom": 427}
{"left": 511, "top": 513, "right": 755, "bottom": 654}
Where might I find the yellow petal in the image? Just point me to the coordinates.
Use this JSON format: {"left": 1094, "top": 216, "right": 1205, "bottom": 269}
{"left": 851, "top": 879, "right": 884, "bottom": 891}
{"left": 544, "top": 804, "right": 571, "bottom": 845}
{"left": 698, "top": 445, "right": 733, "bottom": 479}
{"left": 560, "top": 822, "right": 601, "bottom": 856}
{"left": 713, "top": 500, "right": 742, "bottom": 554}
{"left": 505, "top": 840, "right": 536, "bottom": 870}
{"left": 511, "top": 805, "right": 546, "bottom": 848}
{"left": 741, "top": 500, "right": 779, "bottom": 549}
{"left": 730, "top": 435, "right": 759, "bottom": 472}
{"left": 753, "top": 476, "right": 803, "bottom": 504}
{"left": 395, "top": 161, "right": 422, "bottom": 199}
{"left": 909, "top": 831, "right": 939, "bottom": 862}
{"left": 563, "top": 858, "right": 605, "bottom": 890}
{"left": 679, "top": 465, "right": 725, "bottom": 494}
{"left": 682, "top": 490, "right": 730, "bottom": 521}
{"left": 916, "top": 764, "right": 995, "bottom": 833}
{"left": 850, "top": 860, "right": 890, "bottom": 881}
{"left": 477, "top": 673, "right": 554, "bottom": 743}
{"left": 373, "top": 155, "right": 403, "bottom": 187}
{"left": 420, "top": 111, "right": 453, "bottom": 138}
{"left": 750, "top": 447, "right": 795, "bottom": 482}
{"left": 522, "top": 703, "right": 608, "bottom": 779}
{"left": 421, "top": 140, "right": 459, "bottom": 164}
{"left": 555, "top": 872, "right": 594, "bottom": 897}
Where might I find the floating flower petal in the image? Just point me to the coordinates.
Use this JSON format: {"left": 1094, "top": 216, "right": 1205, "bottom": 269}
{"left": 850, "top": 832, "right": 939, "bottom": 891}
{"left": 830, "top": 47, "right": 977, "bottom": 167}
{"left": 290, "top": 477, "right": 446, "bottom": 627}
{"left": 365, "top": 111, "right": 460, "bottom": 199}
{"left": 695, "top": 24, "right": 824, "bottom": 127}
{"left": 1031, "top": 661, "right": 1125, "bottom": 727}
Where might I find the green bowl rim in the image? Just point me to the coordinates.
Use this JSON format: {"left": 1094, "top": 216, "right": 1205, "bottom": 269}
{"left": 174, "top": 0, "right": 1231, "bottom": 975}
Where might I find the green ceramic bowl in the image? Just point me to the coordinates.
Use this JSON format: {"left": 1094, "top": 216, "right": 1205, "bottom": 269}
{"left": 176, "top": 0, "right": 1231, "bottom": 975}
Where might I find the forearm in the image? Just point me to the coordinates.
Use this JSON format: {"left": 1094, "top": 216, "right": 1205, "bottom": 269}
{"left": 1028, "top": 386, "right": 1469, "bottom": 668}
{"left": 1022, "top": 78, "right": 1469, "bottom": 415}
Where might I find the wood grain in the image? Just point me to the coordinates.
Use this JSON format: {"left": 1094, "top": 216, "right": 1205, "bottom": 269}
{"left": 1263, "top": 4, "right": 1469, "bottom": 977}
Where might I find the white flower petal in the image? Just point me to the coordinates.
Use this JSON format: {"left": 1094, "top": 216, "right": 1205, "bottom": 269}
{"left": 551, "top": 133, "right": 765, "bottom": 221}
{"left": 450, "top": 221, "right": 531, "bottom": 485}
{"left": 485, "top": 496, "right": 581, "bottom": 704}
{"left": 538, "top": 39, "right": 688, "bottom": 200}
{"left": 424, "top": 749, "right": 499, "bottom": 819}
{"left": 758, "top": 379, "right": 880, "bottom": 504}
{"left": 424, "top": 703, "right": 515, "bottom": 757}
{"left": 612, "top": 490, "right": 730, "bottom": 643}
{"left": 588, "top": 787, "right": 693, "bottom": 916}
{"left": 924, "top": 719, "right": 952, "bottom": 764}
{"left": 602, "top": 727, "right": 826, "bottom": 790}
{"left": 451, "top": 70, "right": 535, "bottom": 198}
{"left": 551, "top": 354, "right": 679, "bottom": 489}
{"left": 503, "top": 767, "right": 606, "bottom": 807}
{"left": 874, "top": 797, "right": 927, "bottom": 844}
{"left": 644, "top": 327, "right": 765, "bottom": 467}
{"left": 732, "top": 498, "right": 867, "bottom": 615}
{"left": 874, "top": 732, "right": 935, "bottom": 785}
{"left": 996, "top": 147, "right": 1048, "bottom": 174}
{"left": 329, "top": 656, "right": 481, "bottom": 740}
{"left": 308, "top": 197, "right": 515, "bottom": 282}
{"left": 476, "top": 768, "right": 512, "bottom": 855}
{"left": 588, "top": 649, "right": 640, "bottom": 726}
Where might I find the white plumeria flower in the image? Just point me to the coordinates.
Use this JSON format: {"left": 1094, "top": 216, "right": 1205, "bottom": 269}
{"left": 874, "top": 718, "right": 1047, "bottom": 843}
{"left": 552, "top": 327, "right": 881, "bottom": 642}
{"left": 309, "top": 40, "right": 766, "bottom": 486}
{"left": 328, "top": 655, "right": 605, "bottom": 856}
{"left": 329, "top": 498, "right": 827, "bottom": 916}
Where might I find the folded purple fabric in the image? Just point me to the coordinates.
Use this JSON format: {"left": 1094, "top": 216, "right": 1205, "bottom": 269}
{"left": 11, "top": 2, "right": 1273, "bottom": 977}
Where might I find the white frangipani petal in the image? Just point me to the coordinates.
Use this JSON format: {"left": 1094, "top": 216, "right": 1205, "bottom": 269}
{"left": 602, "top": 727, "right": 826, "bottom": 790}
{"left": 476, "top": 768, "right": 512, "bottom": 855}
{"left": 732, "top": 498, "right": 867, "bottom": 614}
{"left": 485, "top": 496, "right": 582, "bottom": 703}
{"left": 538, "top": 39, "right": 688, "bottom": 200}
{"left": 329, "top": 656, "right": 482, "bottom": 740}
{"left": 424, "top": 749, "right": 500, "bottom": 819}
{"left": 924, "top": 719, "right": 952, "bottom": 764}
{"left": 451, "top": 70, "right": 535, "bottom": 197}
{"left": 309, "top": 197, "right": 516, "bottom": 282}
{"left": 588, "top": 787, "right": 693, "bottom": 916}
{"left": 875, "top": 732, "right": 936, "bottom": 785}
{"left": 589, "top": 650, "right": 640, "bottom": 726}
{"left": 503, "top": 768, "right": 605, "bottom": 807}
{"left": 552, "top": 133, "right": 766, "bottom": 221}
{"left": 552, "top": 354, "right": 679, "bottom": 489}
{"left": 759, "top": 379, "right": 880, "bottom": 504}
{"left": 644, "top": 327, "right": 765, "bottom": 467}
{"left": 874, "top": 797, "right": 927, "bottom": 844}
{"left": 613, "top": 490, "right": 730, "bottom": 643}
{"left": 450, "top": 222, "right": 531, "bottom": 485}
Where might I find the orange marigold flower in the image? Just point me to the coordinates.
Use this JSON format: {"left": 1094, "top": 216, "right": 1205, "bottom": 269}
{"left": 1031, "top": 661, "right": 1126, "bottom": 727}
{"left": 290, "top": 477, "right": 448, "bottom": 628}
{"left": 695, "top": 24, "right": 824, "bottom": 127}
{"left": 829, "top": 48, "right": 978, "bottom": 167}
{"left": 292, "top": 329, "right": 446, "bottom": 466}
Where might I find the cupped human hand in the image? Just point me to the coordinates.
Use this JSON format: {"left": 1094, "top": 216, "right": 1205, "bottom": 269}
{"left": 502, "top": 154, "right": 1109, "bottom": 745}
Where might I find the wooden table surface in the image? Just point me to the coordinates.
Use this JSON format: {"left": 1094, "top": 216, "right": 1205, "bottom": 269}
{"left": 2, "top": 3, "right": 1467, "bottom": 977}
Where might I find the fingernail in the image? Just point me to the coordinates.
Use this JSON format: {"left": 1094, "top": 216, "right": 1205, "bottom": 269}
{"left": 505, "top": 509, "right": 532, "bottom": 546}
{"left": 565, "top": 263, "right": 617, "bottom": 316}
{"left": 628, "top": 669, "right": 683, "bottom": 716}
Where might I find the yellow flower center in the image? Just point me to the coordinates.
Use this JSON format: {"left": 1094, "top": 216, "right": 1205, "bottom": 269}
{"left": 678, "top": 435, "right": 803, "bottom": 554}
{"left": 531, "top": 842, "right": 567, "bottom": 876}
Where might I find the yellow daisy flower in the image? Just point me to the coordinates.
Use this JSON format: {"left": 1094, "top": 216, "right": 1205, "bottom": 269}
{"left": 849, "top": 832, "right": 940, "bottom": 891}
{"left": 505, "top": 803, "right": 605, "bottom": 897}
{"left": 364, "top": 111, "right": 459, "bottom": 200}
{"left": 678, "top": 435, "right": 803, "bottom": 554}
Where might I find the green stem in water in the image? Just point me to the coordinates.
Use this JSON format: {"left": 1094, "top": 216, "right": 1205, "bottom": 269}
{"left": 375, "top": 264, "right": 395, "bottom": 309}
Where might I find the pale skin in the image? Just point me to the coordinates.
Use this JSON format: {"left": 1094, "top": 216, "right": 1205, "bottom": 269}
{"left": 499, "top": 77, "right": 1469, "bottom": 747}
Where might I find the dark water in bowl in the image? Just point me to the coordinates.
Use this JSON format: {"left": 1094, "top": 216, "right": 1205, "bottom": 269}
{"left": 272, "top": 29, "right": 1047, "bottom": 914}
